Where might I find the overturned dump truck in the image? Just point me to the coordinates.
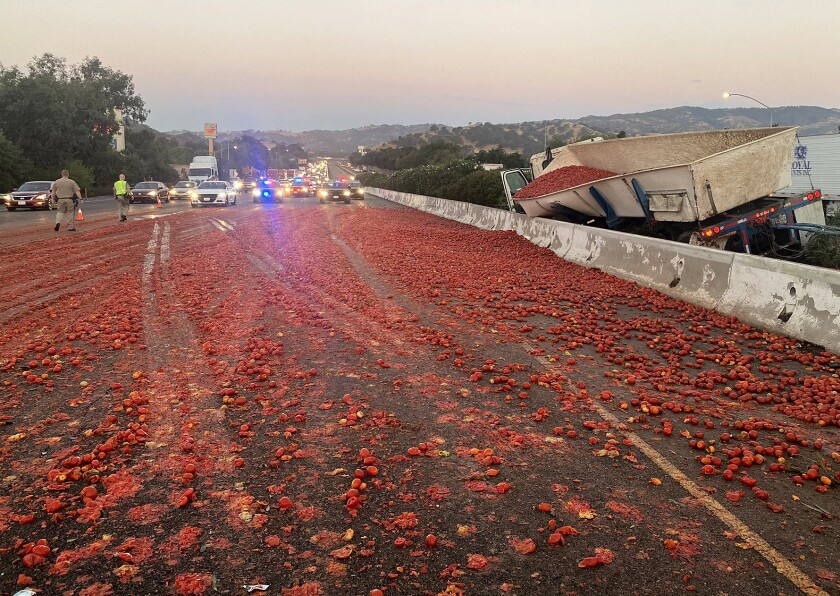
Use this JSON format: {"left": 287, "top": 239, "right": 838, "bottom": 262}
{"left": 502, "top": 127, "right": 840, "bottom": 256}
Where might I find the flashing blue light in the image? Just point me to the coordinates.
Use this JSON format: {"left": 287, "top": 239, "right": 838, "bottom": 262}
{"left": 263, "top": 191, "right": 270, "bottom": 197}
{"left": 294, "top": 177, "right": 302, "bottom": 183}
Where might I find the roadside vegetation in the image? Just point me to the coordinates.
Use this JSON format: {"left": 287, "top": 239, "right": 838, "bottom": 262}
{"left": 0, "top": 54, "right": 178, "bottom": 193}
{"left": 352, "top": 141, "right": 530, "bottom": 209}
{"left": 353, "top": 136, "right": 612, "bottom": 210}
{"left": 803, "top": 211, "right": 840, "bottom": 269}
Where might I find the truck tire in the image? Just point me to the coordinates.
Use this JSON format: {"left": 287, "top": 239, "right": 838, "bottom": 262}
{"left": 676, "top": 230, "right": 694, "bottom": 244}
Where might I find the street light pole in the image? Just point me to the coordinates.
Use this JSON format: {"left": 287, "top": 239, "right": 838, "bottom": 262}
{"left": 722, "top": 92, "right": 774, "bottom": 127}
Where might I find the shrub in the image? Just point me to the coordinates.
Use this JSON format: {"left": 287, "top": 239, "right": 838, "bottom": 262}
{"left": 803, "top": 211, "right": 840, "bottom": 269}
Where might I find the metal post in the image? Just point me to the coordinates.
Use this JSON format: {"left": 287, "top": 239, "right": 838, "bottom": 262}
{"left": 723, "top": 93, "right": 774, "bottom": 127}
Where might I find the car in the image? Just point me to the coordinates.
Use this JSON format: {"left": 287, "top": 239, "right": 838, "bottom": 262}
{"left": 224, "top": 181, "right": 239, "bottom": 199}
{"left": 130, "top": 181, "right": 170, "bottom": 204}
{"left": 318, "top": 180, "right": 353, "bottom": 204}
{"left": 191, "top": 180, "right": 237, "bottom": 207}
{"left": 169, "top": 180, "right": 197, "bottom": 200}
{"left": 252, "top": 179, "right": 284, "bottom": 203}
{"left": 289, "top": 176, "right": 314, "bottom": 198}
{"left": 2, "top": 181, "right": 56, "bottom": 211}
{"left": 347, "top": 180, "right": 365, "bottom": 200}
{"left": 242, "top": 176, "right": 260, "bottom": 190}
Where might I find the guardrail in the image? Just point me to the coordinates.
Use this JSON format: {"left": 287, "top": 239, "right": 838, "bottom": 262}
{"left": 367, "top": 188, "right": 840, "bottom": 354}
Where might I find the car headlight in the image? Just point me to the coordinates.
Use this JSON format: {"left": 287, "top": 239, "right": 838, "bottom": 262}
{"left": 302, "top": 186, "right": 308, "bottom": 192}
{"left": 343, "top": 190, "right": 351, "bottom": 197}
{"left": 319, "top": 190, "right": 328, "bottom": 198}
{"left": 275, "top": 189, "right": 283, "bottom": 196}
{"left": 234, "top": 181, "right": 243, "bottom": 190}
{"left": 252, "top": 189, "right": 260, "bottom": 197}
{"left": 34, "top": 193, "right": 47, "bottom": 200}
{"left": 149, "top": 190, "right": 157, "bottom": 197}
{"left": 190, "top": 191, "right": 199, "bottom": 199}
{"left": 217, "top": 192, "right": 227, "bottom": 199}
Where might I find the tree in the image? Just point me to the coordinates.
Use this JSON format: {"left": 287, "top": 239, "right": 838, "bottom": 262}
{"left": 0, "top": 54, "right": 149, "bottom": 188}
{"left": 234, "top": 135, "right": 270, "bottom": 171}
{"left": 123, "top": 128, "right": 178, "bottom": 183}
{"left": 474, "top": 146, "right": 527, "bottom": 169}
{"left": 0, "top": 130, "right": 32, "bottom": 190}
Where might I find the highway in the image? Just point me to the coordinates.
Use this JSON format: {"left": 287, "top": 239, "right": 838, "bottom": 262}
{"left": 0, "top": 191, "right": 837, "bottom": 595}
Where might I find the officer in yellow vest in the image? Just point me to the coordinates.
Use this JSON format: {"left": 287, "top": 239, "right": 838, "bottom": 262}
{"left": 114, "top": 174, "right": 132, "bottom": 222}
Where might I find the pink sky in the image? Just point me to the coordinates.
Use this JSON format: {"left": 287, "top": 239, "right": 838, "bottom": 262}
{"left": 2, "top": 0, "right": 837, "bottom": 131}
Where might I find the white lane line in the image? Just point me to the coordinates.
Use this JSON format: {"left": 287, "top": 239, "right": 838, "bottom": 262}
{"left": 533, "top": 352, "right": 829, "bottom": 596}
{"left": 216, "top": 218, "right": 234, "bottom": 231}
{"left": 208, "top": 217, "right": 233, "bottom": 232}
{"left": 160, "top": 221, "right": 170, "bottom": 266}
{"left": 142, "top": 223, "right": 160, "bottom": 285}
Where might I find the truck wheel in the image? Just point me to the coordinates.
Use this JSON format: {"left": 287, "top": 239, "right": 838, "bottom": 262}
{"left": 676, "top": 230, "right": 694, "bottom": 244}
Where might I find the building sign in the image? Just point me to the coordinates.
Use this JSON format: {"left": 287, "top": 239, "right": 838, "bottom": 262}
{"left": 791, "top": 143, "right": 811, "bottom": 177}
{"left": 204, "top": 122, "right": 218, "bottom": 139}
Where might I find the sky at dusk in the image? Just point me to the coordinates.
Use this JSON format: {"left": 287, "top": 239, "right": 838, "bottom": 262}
{"left": 2, "top": 0, "right": 838, "bottom": 133}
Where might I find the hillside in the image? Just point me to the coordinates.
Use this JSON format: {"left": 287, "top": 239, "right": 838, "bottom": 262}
{"left": 164, "top": 106, "right": 840, "bottom": 158}
{"left": 165, "top": 124, "right": 437, "bottom": 157}
{"left": 381, "top": 106, "right": 840, "bottom": 156}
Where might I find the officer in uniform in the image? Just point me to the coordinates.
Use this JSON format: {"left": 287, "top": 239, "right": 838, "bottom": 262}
{"left": 50, "top": 170, "right": 83, "bottom": 232}
{"left": 114, "top": 174, "right": 132, "bottom": 221}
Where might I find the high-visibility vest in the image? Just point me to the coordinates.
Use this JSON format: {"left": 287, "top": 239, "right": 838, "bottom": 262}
{"left": 114, "top": 180, "right": 128, "bottom": 194}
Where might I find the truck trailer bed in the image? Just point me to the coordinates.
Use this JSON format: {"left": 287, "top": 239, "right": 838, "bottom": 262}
{"left": 515, "top": 127, "right": 797, "bottom": 223}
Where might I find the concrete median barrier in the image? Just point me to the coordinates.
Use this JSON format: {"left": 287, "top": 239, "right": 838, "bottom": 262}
{"left": 564, "top": 227, "right": 734, "bottom": 310}
{"left": 717, "top": 254, "right": 840, "bottom": 353}
{"left": 366, "top": 188, "right": 838, "bottom": 353}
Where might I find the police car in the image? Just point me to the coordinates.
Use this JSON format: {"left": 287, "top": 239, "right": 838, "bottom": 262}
{"left": 251, "top": 179, "right": 285, "bottom": 203}
{"left": 190, "top": 181, "right": 237, "bottom": 207}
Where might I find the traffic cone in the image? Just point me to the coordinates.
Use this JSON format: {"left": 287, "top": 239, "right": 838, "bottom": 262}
{"left": 76, "top": 207, "right": 84, "bottom": 221}
{"left": 157, "top": 197, "right": 162, "bottom": 208}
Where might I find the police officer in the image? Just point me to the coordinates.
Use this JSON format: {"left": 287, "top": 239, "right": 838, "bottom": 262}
{"left": 51, "top": 169, "right": 83, "bottom": 232}
{"left": 114, "top": 173, "right": 132, "bottom": 221}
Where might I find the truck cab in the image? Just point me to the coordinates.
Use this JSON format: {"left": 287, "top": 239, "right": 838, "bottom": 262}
{"left": 188, "top": 156, "right": 219, "bottom": 184}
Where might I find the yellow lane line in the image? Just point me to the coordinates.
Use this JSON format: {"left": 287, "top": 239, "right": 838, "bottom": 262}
{"left": 534, "top": 355, "right": 828, "bottom": 596}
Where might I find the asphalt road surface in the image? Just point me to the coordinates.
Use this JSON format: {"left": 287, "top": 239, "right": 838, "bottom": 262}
{"left": 0, "top": 194, "right": 194, "bottom": 237}
{"left": 0, "top": 194, "right": 837, "bottom": 595}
